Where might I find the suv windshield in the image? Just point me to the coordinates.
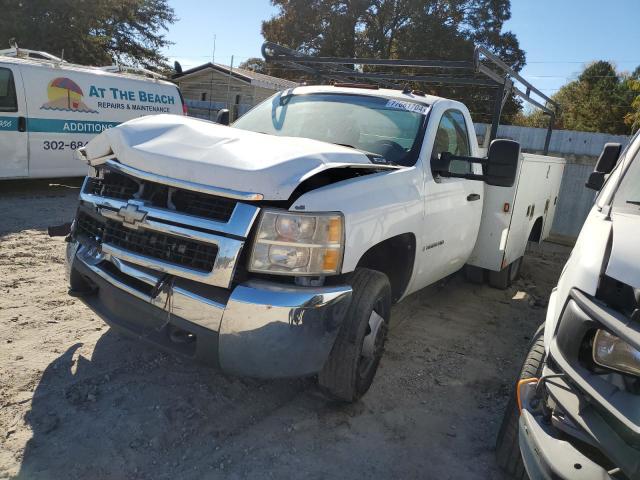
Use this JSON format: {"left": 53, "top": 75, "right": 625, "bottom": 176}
{"left": 232, "top": 92, "right": 427, "bottom": 166}
{"left": 614, "top": 144, "right": 640, "bottom": 212}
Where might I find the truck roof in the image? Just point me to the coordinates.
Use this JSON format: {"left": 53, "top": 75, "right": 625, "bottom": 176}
{"left": 283, "top": 84, "right": 446, "bottom": 107}
{"left": 0, "top": 54, "right": 176, "bottom": 87}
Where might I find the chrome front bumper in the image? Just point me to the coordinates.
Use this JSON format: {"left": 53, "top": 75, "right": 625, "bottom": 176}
{"left": 67, "top": 242, "right": 352, "bottom": 378}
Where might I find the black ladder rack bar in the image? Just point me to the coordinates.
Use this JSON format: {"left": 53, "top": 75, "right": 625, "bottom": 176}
{"left": 262, "top": 42, "right": 559, "bottom": 155}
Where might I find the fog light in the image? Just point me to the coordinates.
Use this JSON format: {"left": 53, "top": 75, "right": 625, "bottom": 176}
{"left": 593, "top": 329, "right": 640, "bottom": 376}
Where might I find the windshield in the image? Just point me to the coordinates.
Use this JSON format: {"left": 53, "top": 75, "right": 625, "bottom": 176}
{"left": 613, "top": 143, "right": 640, "bottom": 212}
{"left": 232, "top": 92, "right": 427, "bottom": 166}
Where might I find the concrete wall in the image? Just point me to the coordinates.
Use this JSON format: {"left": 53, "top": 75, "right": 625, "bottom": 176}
{"left": 475, "top": 123, "right": 631, "bottom": 241}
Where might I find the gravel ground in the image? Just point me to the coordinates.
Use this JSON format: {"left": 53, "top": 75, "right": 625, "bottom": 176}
{"left": 0, "top": 179, "right": 570, "bottom": 480}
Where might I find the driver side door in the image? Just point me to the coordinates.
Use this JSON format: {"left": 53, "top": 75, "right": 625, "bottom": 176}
{"left": 416, "top": 108, "right": 483, "bottom": 286}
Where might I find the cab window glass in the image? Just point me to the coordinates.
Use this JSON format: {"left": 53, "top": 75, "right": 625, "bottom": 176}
{"left": 0, "top": 68, "right": 18, "bottom": 112}
{"left": 433, "top": 109, "right": 471, "bottom": 174}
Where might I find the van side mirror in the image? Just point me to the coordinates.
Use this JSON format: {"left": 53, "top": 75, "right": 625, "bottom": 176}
{"left": 216, "top": 109, "right": 230, "bottom": 126}
{"left": 586, "top": 143, "right": 621, "bottom": 191}
{"left": 484, "top": 139, "right": 520, "bottom": 187}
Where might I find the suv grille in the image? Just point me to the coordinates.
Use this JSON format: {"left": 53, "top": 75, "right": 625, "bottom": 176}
{"left": 85, "top": 169, "right": 237, "bottom": 222}
{"left": 75, "top": 212, "right": 218, "bottom": 272}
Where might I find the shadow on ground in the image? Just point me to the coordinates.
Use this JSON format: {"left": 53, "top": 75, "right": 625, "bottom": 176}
{"left": 15, "top": 330, "right": 311, "bottom": 480}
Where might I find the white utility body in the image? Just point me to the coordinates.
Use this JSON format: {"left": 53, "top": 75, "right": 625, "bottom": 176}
{"left": 0, "top": 48, "right": 185, "bottom": 179}
{"left": 64, "top": 45, "right": 567, "bottom": 401}
{"left": 469, "top": 153, "right": 565, "bottom": 276}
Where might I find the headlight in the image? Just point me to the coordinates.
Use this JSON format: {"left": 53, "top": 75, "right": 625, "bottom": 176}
{"left": 248, "top": 210, "right": 344, "bottom": 275}
{"left": 593, "top": 329, "right": 640, "bottom": 376}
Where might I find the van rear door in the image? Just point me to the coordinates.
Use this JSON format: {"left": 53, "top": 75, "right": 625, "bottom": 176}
{"left": 0, "top": 64, "right": 28, "bottom": 178}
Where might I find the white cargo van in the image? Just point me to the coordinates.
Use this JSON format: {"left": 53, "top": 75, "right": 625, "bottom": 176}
{"left": 0, "top": 48, "right": 185, "bottom": 179}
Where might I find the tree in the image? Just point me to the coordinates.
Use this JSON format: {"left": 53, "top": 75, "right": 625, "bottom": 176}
{"left": 0, "top": 0, "right": 176, "bottom": 69}
{"left": 238, "top": 57, "right": 267, "bottom": 73}
{"left": 625, "top": 79, "right": 640, "bottom": 133}
{"left": 262, "top": 0, "right": 526, "bottom": 121}
{"left": 514, "top": 61, "right": 638, "bottom": 135}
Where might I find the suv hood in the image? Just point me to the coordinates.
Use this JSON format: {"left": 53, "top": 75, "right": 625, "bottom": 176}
{"left": 81, "top": 114, "right": 394, "bottom": 200}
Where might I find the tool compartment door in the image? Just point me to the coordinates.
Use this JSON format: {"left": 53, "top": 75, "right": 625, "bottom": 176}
{"left": 541, "top": 161, "right": 565, "bottom": 240}
{"left": 0, "top": 64, "right": 28, "bottom": 178}
{"left": 502, "top": 155, "right": 565, "bottom": 266}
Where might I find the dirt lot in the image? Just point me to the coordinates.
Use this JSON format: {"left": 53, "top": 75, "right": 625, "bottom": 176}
{"left": 0, "top": 180, "right": 570, "bottom": 480}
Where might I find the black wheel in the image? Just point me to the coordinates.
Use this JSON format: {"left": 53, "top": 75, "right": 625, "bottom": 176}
{"left": 496, "top": 325, "right": 545, "bottom": 479}
{"left": 318, "top": 268, "right": 392, "bottom": 402}
{"left": 488, "top": 257, "right": 522, "bottom": 290}
{"left": 509, "top": 257, "right": 523, "bottom": 283}
{"left": 465, "top": 264, "right": 485, "bottom": 284}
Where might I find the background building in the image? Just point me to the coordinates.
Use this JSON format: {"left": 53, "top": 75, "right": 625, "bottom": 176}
{"left": 173, "top": 63, "right": 297, "bottom": 121}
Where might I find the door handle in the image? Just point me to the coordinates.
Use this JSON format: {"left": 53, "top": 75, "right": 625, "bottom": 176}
{"left": 17, "top": 116, "right": 26, "bottom": 132}
{"left": 467, "top": 193, "right": 481, "bottom": 201}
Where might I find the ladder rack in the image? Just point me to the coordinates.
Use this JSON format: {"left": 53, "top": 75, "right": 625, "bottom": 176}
{"left": 0, "top": 47, "right": 165, "bottom": 81}
{"left": 261, "top": 42, "right": 558, "bottom": 154}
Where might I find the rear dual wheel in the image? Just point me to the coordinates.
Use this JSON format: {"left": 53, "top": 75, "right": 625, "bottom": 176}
{"left": 488, "top": 256, "right": 523, "bottom": 290}
{"left": 319, "top": 268, "right": 391, "bottom": 402}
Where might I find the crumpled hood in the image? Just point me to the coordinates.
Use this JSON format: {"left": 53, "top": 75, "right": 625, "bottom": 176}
{"left": 81, "top": 114, "right": 378, "bottom": 200}
{"left": 606, "top": 211, "right": 640, "bottom": 289}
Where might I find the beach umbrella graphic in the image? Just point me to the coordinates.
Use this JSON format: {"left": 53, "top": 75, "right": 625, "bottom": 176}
{"left": 50, "top": 77, "right": 83, "bottom": 109}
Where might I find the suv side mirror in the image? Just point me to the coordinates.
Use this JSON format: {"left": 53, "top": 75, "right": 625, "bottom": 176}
{"left": 586, "top": 143, "right": 621, "bottom": 191}
{"left": 216, "top": 108, "right": 230, "bottom": 126}
{"left": 484, "top": 139, "right": 520, "bottom": 187}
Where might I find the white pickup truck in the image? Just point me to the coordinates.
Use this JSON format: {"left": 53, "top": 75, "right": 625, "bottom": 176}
{"left": 64, "top": 47, "right": 565, "bottom": 401}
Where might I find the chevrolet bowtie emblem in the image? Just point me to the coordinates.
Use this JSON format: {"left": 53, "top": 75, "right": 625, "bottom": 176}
{"left": 117, "top": 201, "right": 148, "bottom": 229}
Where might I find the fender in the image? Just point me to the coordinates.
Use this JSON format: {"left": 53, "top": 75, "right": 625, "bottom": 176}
{"left": 291, "top": 166, "right": 424, "bottom": 275}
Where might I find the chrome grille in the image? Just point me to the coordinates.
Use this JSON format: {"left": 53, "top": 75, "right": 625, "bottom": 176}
{"left": 75, "top": 160, "right": 261, "bottom": 289}
{"left": 76, "top": 211, "right": 218, "bottom": 272}
{"left": 85, "top": 168, "right": 236, "bottom": 222}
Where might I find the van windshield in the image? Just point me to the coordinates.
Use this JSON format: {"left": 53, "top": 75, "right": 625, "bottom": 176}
{"left": 232, "top": 92, "right": 427, "bottom": 166}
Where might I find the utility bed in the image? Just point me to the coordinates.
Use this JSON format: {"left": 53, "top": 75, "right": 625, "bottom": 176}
{"left": 469, "top": 153, "right": 565, "bottom": 273}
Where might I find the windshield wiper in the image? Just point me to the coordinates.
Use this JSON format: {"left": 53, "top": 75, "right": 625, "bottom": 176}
{"left": 332, "top": 143, "right": 396, "bottom": 165}
{"left": 627, "top": 200, "right": 640, "bottom": 206}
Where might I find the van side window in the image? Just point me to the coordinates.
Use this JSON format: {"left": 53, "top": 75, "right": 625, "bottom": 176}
{"left": 433, "top": 109, "right": 471, "bottom": 174}
{"left": 0, "top": 68, "right": 18, "bottom": 112}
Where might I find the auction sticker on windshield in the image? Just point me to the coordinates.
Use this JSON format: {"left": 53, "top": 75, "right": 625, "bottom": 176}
{"left": 385, "top": 99, "right": 429, "bottom": 114}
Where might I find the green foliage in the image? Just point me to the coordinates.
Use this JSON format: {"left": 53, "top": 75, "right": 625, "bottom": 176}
{"left": 624, "top": 79, "right": 640, "bottom": 133}
{"left": 238, "top": 57, "right": 267, "bottom": 73}
{"left": 514, "top": 61, "right": 638, "bottom": 135}
{"left": 0, "top": 0, "right": 176, "bottom": 69}
{"left": 262, "top": 0, "right": 526, "bottom": 122}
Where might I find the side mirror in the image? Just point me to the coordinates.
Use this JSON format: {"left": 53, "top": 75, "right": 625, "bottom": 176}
{"left": 216, "top": 109, "right": 230, "bottom": 126}
{"left": 484, "top": 139, "right": 520, "bottom": 187}
{"left": 586, "top": 143, "right": 621, "bottom": 191}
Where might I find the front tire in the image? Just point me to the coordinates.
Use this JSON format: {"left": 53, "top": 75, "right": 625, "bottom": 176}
{"left": 495, "top": 325, "right": 545, "bottom": 479}
{"left": 318, "top": 268, "right": 391, "bottom": 402}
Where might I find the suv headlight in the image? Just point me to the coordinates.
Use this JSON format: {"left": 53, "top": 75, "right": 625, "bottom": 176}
{"left": 248, "top": 210, "right": 344, "bottom": 276}
{"left": 593, "top": 329, "right": 640, "bottom": 376}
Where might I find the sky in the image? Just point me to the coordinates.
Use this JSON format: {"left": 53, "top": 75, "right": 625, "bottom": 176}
{"left": 164, "top": 0, "right": 640, "bottom": 97}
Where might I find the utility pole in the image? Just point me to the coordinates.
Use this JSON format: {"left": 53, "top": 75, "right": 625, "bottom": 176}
{"left": 226, "top": 55, "right": 234, "bottom": 114}
{"left": 208, "top": 34, "right": 216, "bottom": 120}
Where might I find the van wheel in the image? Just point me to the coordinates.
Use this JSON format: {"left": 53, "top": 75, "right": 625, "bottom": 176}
{"left": 318, "top": 268, "right": 391, "bottom": 402}
{"left": 495, "top": 325, "right": 545, "bottom": 479}
{"left": 488, "top": 257, "right": 522, "bottom": 289}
